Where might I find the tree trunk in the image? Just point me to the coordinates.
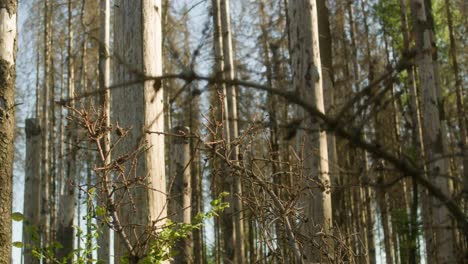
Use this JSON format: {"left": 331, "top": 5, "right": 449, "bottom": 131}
{"left": 288, "top": 0, "right": 333, "bottom": 262}
{"left": 41, "top": 0, "right": 51, "bottom": 258}
{"left": 23, "top": 119, "right": 41, "bottom": 264}
{"left": 97, "top": 0, "right": 111, "bottom": 261}
{"left": 444, "top": 0, "right": 468, "bottom": 196}
{"left": 211, "top": 0, "right": 236, "bottom": 263}
{"left": 409, "top": 0, "right": 457, "bottom": 262}
{"left": 219, "top": 1, "right": 246, "bottom": 263}
{"left": 56, "top": 0, "right": 76, "bottom": 260}
{"left": 169, "top": 126, "right": 192, "bottom": 264}
{"left": 0, "top": 1, "right": 17, "bottom": 262}
{"left": 112, "top": 0, "right": 166, "bottom": 262}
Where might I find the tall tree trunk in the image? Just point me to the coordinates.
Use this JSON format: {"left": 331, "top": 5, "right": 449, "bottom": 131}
{"left": 169, "top": 126, "right": 192, "bottom": 264}
{"left": 97, "top": 0, "right": 110, "bottom": 261}
{"left": 398, "top": 1, "right": 424, "bottom": 262}
{"left": 409, "top": 0, "right": 457, "bottom": 262}
{"left": 57, "top": 0, "right": 76, "bottom": 260}
{"left": 219, "top": 1, "right": 246, "bottom": 263}
{"left": 0, "top": 1, "right": 17, "bottom": 262}
{"left": 41, "top": 0, "right": 51, "bottom": 257}
{"left": 112, "top": 0, "right": 166, "bottom": 262}
{"left": 57, "top": 0, "right": 77, "bottom": 263}
{"left": 444, "top": 0, "right": 468, "bottom": 196}
{"left": 211, "top": 0, "right": 236, "bottom": 262}
{"left": 23, "top": 119, "right": 41, "bottom": 264}
{"left": 288, "top": 0, "right": 333, "bottom": 262}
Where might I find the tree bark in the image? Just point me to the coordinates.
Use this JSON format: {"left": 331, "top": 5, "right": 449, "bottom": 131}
{"left": 56, "top": 0, "right": 76, "bottom": 260}
{"left": 23, "top": 119, "right": 41, "bottom": 264}
{"left": 409, "top": 0, "right": 457, "bottom": 262}
{"left": 169, "top": 126, "right": 192, "bottom": 264}
{"left": 40, "top": 0, "right": 51, "bottom": 257}
{"left": 112, "top": 0, "right": 166, "bottom": 262}
{"left": 288, "top": 0, "right": 333, "bottom": 262}
{"left": 97, "top": 0, "right": 111, "bottom": 261}
{"left": 444, "top": 0, "right": 468, "bottom": 195}
{"left": 219, "top": 1, "right": 246, "bottom": 263}
{"left": 211, "top": 0, "right": 236, "bottom": 262}
{"left": 0, "top": 1, "right": 17, "bottom": 262}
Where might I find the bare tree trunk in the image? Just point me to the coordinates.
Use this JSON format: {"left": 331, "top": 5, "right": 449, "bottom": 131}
{"left": 97, "top": 0, "right": 110, "bottom": 261}
{"left": 112, "top": 0, "right": 166, "bottom": 262}
{"left": 444, "top": 0, "right": 468, "bottom": 195}
{"left": 409, "top": 0, "right": 457, "bottom": 262}
{"left": 219, "top": 1, "right": 246, "bottom": 263}
{"left": 56, "top": 0, "right": 76, "bottom": 260}
{"left": 41, "top": 0, "right": 51, "bottom": 257}
{"left": 288, "top": 0, "right": 333, "bottom": 262}
{"left": 0, "top": 1, "right": 17, "bottom": 262}
{"left": 23, "top": 119, "right": 41, "bottom": 264}
{"left": 169, "top": 126, "right": 192, "bottom": 263}
{"left": 398, "top": 1, "right": 424, "bottom": 262}
{"left": 211, "top": 0, "right": 236, "bottom": 262}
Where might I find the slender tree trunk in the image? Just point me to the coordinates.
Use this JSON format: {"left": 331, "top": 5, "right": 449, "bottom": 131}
{"left": 444, "top": 0, "right": 468, "bottom": 195}
{"left": 169, "top": 126, "right": 192, "bottom": 263}
{"left": 23, "top": 119, "right": 41, "bottom": 264}
{"left": 41, "top": 0, "right": 51, "bottom": 257}
{"left": 409, "top": 0, "right": 457, "bottom": 262}
{"left": 398, "top": 1, "right": 424, "bottom": 262}
{"left": 113, "top": 0, "right": 166, "bottom": 262}
{"left": 97, "top": 0, "right": 111, "bottom": 261}
{"left": 211, "top": 0, "right": 236, "bottom": 263}
{"left": 219, "top": 1, "right": 246, "bottom": 263}
{"left": 57, "top": 0, "right": 76, "bottom": 260}
{"left": 288, "top": 0, "right": 333, "bottom": 262}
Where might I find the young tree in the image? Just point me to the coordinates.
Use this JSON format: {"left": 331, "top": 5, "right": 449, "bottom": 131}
{"left": 0, "top": 0, "right": 17, "bottom": 262}
{"left": 112, "top": 0, "right": 166, "bottom": 262}
{"left": 288, "top": 0, "right": 333, "bottom": 261}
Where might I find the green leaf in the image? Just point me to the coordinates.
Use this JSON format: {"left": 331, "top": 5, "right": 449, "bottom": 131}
{"left": 12, "top": 241, "right": 23, "bottom": 248}
{"left": 53, "top": 241, "right": 63, "bottom": 249}
{"left": 12, "top": 212, "right": 24, "bottom": 222}
{"left": 96, "top": 206, "right": 106, "bottom": 217}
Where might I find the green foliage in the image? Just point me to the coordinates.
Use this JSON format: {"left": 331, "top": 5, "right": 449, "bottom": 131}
{"left": 373, "top": 0, "right": 403, "bottom": 51}
{"left": 12, "top": 212, "right": 24, "bottom": 222}
{"left": 17, "top": 196, "right": 100, "bottom": 264}
{"left": 134, "top": 192, "right": 229, "bottom": 264}
{"left": 18, "top": 193, "right": 228, "bottom": 264}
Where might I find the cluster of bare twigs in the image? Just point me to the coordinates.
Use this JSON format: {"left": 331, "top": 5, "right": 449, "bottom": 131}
{"left": 66, "top": 92, "right": 370, "bottom": 263}
{"left": 67, "top": 103, "right": 170, "bottom": 260}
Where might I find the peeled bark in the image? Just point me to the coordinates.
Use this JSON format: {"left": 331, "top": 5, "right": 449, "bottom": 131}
{"left": 113, "top": 0, "right": 166, "bottom": 262}
{"left": 288, "top": 0, "right": 333, "bottom": 262}
{"left": 0, "top": 1, "right": 17, "bottom": 261}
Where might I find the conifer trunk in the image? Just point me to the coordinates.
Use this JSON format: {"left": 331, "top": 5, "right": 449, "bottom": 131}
{"left": 409, "top": 0, "right": 457, "bottom": 262}
{"left": 113, "top": 0, "right": 166, "bottom": 262}
{"left": 288, "top": 0, "right": 333, "bottom": 261}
